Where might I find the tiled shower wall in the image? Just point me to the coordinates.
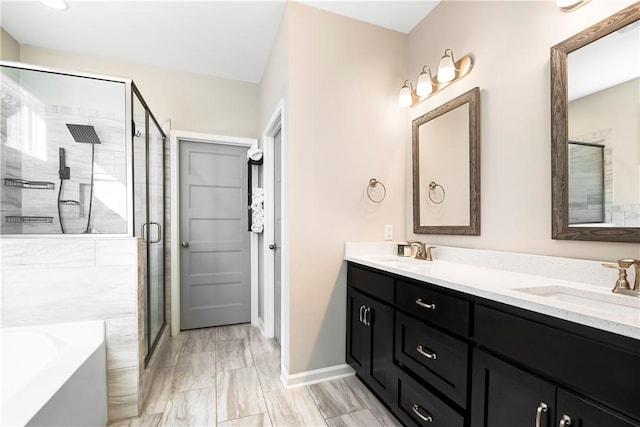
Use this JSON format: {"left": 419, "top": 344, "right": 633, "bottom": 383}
{"left": 0, "top": 237, "right": 143, "bottom": 421}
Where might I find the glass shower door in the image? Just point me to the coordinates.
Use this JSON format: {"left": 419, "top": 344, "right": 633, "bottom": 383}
{"left": 147, "top": 118, "right": 165, "bottom": 356}
{"left": 132, "top": 87, "right": 165, "bottom": 362}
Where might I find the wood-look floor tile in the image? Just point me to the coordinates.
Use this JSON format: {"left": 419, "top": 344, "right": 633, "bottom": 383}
{"left": 263, "top": 387, "right": 327, "bottom": 427}
{"left": 308, "top": 377, "right": 367, "bottom": 419}
{"left": 326, "top": 409, "right": 383, "bottom": 427}
{"left": 216, "top": 323, "right": 252, "bottom": 341}
{"left": 162, "top": 387, "right": 216, "bottom": 426}
{"left": 143, "top": 366, "right": 175, "bottom": 415}
{"left": 180, "top": 328, "right": 217, "bottom": 354}
{"left": 216, "top": 339, "right": 252, "bottom": 372}
{"left": 344, "top": 376, "right": 401, "bottom": 427}
{"left": 217, "top": 367, "right": 267, "bottom": 422}
{"left": 173, "top": 351, "right": 216, "bottom": 392}
{"left": 248, "top": 331, "right": 279, "bottom": 355}
{"left": 218, "top": 412, "right": 272, "bottom": 427}
{"left": 108, "top": 412, "right": 163, "bottom": 427}
{"left": 252, "top": 352, "right": 283, "bottom": 392}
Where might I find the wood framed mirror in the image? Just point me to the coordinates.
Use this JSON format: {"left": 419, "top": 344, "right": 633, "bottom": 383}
{"left": 551, "top": 3, "right": 640, "bottom": 242}
{"left": 412, "top": 87, "right": 480, "bottom": 235}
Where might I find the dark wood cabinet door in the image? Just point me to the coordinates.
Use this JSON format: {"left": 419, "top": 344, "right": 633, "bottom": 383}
{"left": 556, "top": 389, "right": 640, "bottom": 427}
{"left": 471, "top": 349, "right": 556, "bottom": 427}
{"left": 367, "top": 294, "right": 395, "bottom": 400}
{"left": 346, "top": 288, "right": 370, "bottom": 376}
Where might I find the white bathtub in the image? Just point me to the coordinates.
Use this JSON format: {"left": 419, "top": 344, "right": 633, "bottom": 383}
{"left": 1, "top": 321, "right": 108, "bottom": 426}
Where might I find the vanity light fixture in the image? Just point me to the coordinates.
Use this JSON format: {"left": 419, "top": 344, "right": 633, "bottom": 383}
{"left": 437, "top": 49, "right": 456, "bottom": 83}
{"left": 556, "top": 0, "right": 591, "bottom": 12}
{"left": 398, "top": 49, "right": 473, "bottom": 108}
{"left": 38, "top": 0, "right": 69, "bottom": 10}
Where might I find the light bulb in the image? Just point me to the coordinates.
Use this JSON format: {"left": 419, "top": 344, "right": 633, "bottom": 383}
{"left": 416, "top": 66, "right": 433, "bottom": 97}
{"left": 437, "top": 49, "right": 456, "bottom": 83}
{"left": 398, "top": 81, "right": 413, "bottom": 108}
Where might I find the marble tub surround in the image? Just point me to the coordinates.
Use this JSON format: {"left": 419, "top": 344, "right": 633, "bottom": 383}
{"left": 345, "top": 242, "right": 640, "bottom": 339}
{"left": 110, "top": 324, "right": 400, "bottom": 427}
{"left": 0, "top": 237, "right": 144, "bottom": 421}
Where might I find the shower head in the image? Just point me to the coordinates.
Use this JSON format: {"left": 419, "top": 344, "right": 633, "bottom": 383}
{"left": 66, "top": 124, "right": 101, "bottom": 144}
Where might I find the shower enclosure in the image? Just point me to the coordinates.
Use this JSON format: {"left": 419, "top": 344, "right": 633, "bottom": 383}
{"left": 0, "top": 61, "right": 165, "bottom": 360}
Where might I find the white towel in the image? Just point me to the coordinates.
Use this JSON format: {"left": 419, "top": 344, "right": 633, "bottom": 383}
{"left": 251, "top": 223, "right": 264, "bottom": 233}
{"left": 252, "top": 216, "right": 264, "bottom": 226}
{"left": 253, "top": 188, "right": 264, "bottom": 196}
{"left": 247, "top": 148, "right": 263, "bottom": 161}
{"left": 251, "top": 200, "right": 263, "bottom": 211}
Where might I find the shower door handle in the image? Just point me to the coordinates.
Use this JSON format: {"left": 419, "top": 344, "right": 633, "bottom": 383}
{"left": 149, "top": 222, "right": 162, "bottom": 244}
{"left": 141, "top": 223, "right": 148, "bottom": 243}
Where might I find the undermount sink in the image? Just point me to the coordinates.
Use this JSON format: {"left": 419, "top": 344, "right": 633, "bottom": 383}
{"left": 514, "top": 285, "right": 640, "bottom": 320}
{"left": 371, "top": 257, "right": 431, "bottom": 268}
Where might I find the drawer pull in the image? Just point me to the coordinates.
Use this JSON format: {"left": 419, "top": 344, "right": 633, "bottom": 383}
{"left": 559, "top": 415, "right": 572, "bottom": 427}
{"left": 416, "top": 345, "right": 437, "bottom": 360}
{"left": 411, "top": 404, "right": 433, "bottom": 423}
{"left": 364, "top": 307, "right": 371, "bottom": 326}
{"left": 535, "top": 402, "right": 548, "bottom": 427}
{"left": 359, "top": 305, "right": 365, "bottom": 323}
{"left": 415, "top": 299, "right": 436, "bottom": 310}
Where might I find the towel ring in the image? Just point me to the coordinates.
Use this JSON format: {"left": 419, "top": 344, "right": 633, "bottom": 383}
{"left": 367, "top": 178, "right": 386, "bottom": 203}
{"left": 428, "top": 181, "right": 445, "bottom": 204}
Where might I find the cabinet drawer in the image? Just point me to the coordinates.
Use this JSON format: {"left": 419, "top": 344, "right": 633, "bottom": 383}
{"left": 475, "top": 304, "right": 640, "bottom": 421}
{"left": 396, "top": 280, "right": 470, "bottom": 336}
{"left": 347, "top": 264, "right": 394, "bottom": 301}
{"left": 396, "top": 312, "right": 469, "bottom": 407}
{"left": 398, "top": 370, "right": 465, "bottom": 427}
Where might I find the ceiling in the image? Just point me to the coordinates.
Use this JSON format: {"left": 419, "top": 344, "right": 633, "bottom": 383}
{"left": 0, "top": 0, "right": 439, "bottom": 84}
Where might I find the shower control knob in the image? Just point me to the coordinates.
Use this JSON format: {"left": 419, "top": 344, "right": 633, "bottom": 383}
{"left": 181, "top": 241, "right": 190, "bottom": 248}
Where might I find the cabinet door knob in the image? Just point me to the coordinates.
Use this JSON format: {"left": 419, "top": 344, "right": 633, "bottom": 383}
{"left": 416, "top": 345, "right": 437, "bottom": 360}
{"left": 559, "top": 415, "right": 572, "bottom": 427}
{"left": 359, "top": 305, "right": 365, "bottom": 323}
{"left": 535, "top": 402, "right": 548, "bottom": 427}
{"left": 411, "top": 404, "right": 433, "bottom": 423}
{"left": 415, "top": 299, "right": 436, "bottom": 310}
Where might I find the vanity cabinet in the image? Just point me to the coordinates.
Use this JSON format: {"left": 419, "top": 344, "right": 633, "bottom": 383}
{"left": 345, "top": 262, "right": 640, "bottom": 427}
{"left": 471, "top": 349, "right": 639, "bottom": 427}
{"left": 346, "top": 266, "right": 395, "bottom": 401}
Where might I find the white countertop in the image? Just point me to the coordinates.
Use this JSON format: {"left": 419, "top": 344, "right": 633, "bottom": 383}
{"left": 345, "top": 252, "right": 640, "bottom": 340}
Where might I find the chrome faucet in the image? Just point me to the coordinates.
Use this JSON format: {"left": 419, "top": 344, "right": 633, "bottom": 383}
{"left": 602, "top": 259, "right": 640, "bottom": 294}
{"left": 407, "top": 241, "right": 436, "bottom": 261}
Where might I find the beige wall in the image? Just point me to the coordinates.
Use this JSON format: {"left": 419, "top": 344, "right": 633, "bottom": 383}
{"left": 406, "top": 0, "right": 640, "bottom": 261}
{"left": 569, "top": 78, "right": 639, "bottom": 204}
{"left": 18, "top": 45, "right": 259, "bottom": 138}
{"left": 1, "top": 27, "right": 20, "bottom": 61}
{"left": 285, "top": 3, "right": 407, "bottom": 374}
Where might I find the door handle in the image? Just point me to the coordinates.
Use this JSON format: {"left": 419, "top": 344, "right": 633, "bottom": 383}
{"left": 141, "top": 223, "right": 148, "bottom": 243}
{"left": 559, "top": 415, "right": 572, "bottom": 427}
{"left": 269, "top": 243, "right": 277, "bottom": 250}
{"left": 535, "top": 402, "right": 548, "bottom": 427}
{"left": 181, "top": 241, "right": 189, "bottom": 248}
{"left": 149, "top": 222, "right": 162, "bottom": 244}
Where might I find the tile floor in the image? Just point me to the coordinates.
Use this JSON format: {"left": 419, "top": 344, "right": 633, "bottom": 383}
{"left": 109, "top": 324, "right": 401, "bottom": 427}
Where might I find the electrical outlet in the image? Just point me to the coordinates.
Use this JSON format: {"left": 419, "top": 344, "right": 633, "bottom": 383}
{"left": 384, "top": 224, "right": 393, "bottom": 241}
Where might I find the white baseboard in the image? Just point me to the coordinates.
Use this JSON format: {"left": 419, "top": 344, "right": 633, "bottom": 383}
{"left": 255, "top": 318, "right": 265, "bottom": 336}
{"left": 281, "top": 363, "right": 355, "bottom": 389}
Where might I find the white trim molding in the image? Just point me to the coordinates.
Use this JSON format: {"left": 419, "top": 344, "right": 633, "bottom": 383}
{"left": 281, "top": 364, "right": 355, "bottom": 389}
{"left": 169, "top": 130, "right": 257, "bottom": 337}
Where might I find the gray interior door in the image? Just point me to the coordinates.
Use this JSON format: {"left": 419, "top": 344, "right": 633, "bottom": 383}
{"left": 273, "top": 129, "right": 282, "bottom": 344}
{"left": 180, "top": 141, "right": 250, "bottom": 330}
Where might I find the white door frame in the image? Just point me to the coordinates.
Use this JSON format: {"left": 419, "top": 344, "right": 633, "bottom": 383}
{"left": 170, "top": 130, "right": 258, "bottom": 336}
{"left": 261, "top": 100, "right": 290, "bottom": 377}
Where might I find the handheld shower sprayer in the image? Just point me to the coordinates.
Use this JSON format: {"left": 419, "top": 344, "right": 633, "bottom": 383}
{"left": 58, "top": 147, "right": 70, "bottom": 180}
